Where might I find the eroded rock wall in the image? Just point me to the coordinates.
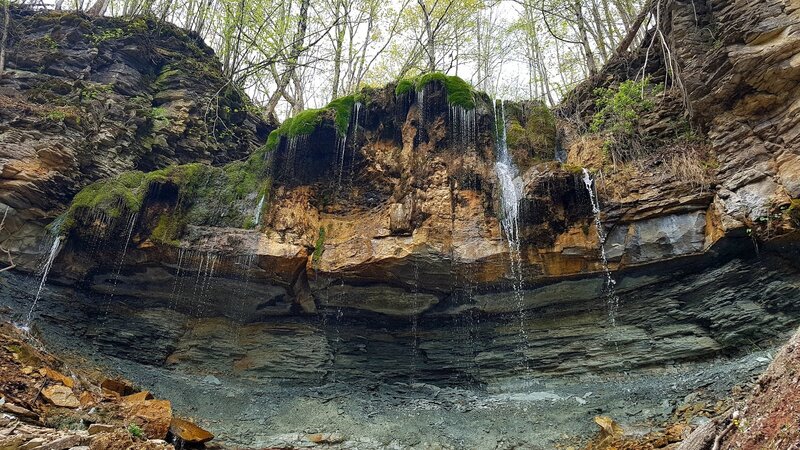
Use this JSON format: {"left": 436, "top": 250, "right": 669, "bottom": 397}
{"left": 0, "top": 8, "right": 270, "bottom": 268}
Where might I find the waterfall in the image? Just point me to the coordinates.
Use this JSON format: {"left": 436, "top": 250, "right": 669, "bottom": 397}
{"left": 354, "top": 101, "right": 362, "bottom": 132}
{"left": 22, "top": 235, "right": 62, "bottom": 330}
{"left": 410, "top": 260, "right": 420, "bottom": 382}
{"left": 253, "top": 194, "right": 265, "bottom": 227}
{"left": 581, "top": 168, "right": 620, "bottom": 326}
{"left": 348, "top": 102, "right": 363, "bottom": 185}
{"left": 493, "top": 100, "right": 528, "bottom": 365}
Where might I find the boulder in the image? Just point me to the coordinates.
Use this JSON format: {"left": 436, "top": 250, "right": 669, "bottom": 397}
{"left": 86, "top": 424, "right": 115, "bottom": 436}
{"left": 41, "top": 385, "right": 80, "bottom": 409}
{"left": 121, "top": 391, "right": 154, "bottom": 404}
{"left": 124, "top": 400, "right": 172, "bottom": 439}
{"left": 169, "top": 418, "right": 214, "bottom": 444}
{"left": 40, "top": 368, "right": 74, "bottom": 388}
{"left": 100, "top": 379, "right": 135, "bottom": 397}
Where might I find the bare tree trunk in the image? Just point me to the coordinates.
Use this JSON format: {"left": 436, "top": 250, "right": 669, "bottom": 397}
{"left": 265, "top": 0, "right": 310, "bottom": 118}
{"left": 574, "top": 0, "right": 598, "bottom": 76}
{"left": 589, "top": 0, "right": 611, "bottom": 62}
{"left": 418, "top": 0, "right": 435, "bottom": 72}
{"left": 0, "top": 0, "right": 9, "bottom": 75}
{"left": 330, "top": 0, "right": 346, "bottom": 101}
{"left": 86, "top": 0, "right": 110, "bottom": 16}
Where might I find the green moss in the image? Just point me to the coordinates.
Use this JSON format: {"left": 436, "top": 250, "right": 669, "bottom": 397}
{"left": 266, "top": 130, "right": 281, "bottom": 152}
{"left": 63, "top": 171, "right": 150, "bottom": 231}
{"left": 126, "top": 17, "right": 149, "bottom": 34}
{"left": 312, "top": 226, "right": 326, "bottom": 263}
{"left": 327, "top": 95, "right": 356, "bottom": 135}
{"left": 150, "top": 211, "right": 184, "bottom": 245}
{"left": 90, "top": 28, "right": 125, "bottom": 45}
{"left": 562, "top": 164, "right": 585, "bottom": 174}
{"left": 395, "top": 78, "right": 417, "bottom": 96}
{"left": 287, "top": 108, "right": 325, "bottom": 136}
{"left": 394, "top": 72, "right": 476, "bottom": 109}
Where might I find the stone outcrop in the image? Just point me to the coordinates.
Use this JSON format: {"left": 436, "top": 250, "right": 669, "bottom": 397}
{"left": 0, "top": 1, "right": 795, "bottom": 323}
{"left": 0, "top": 7, "right": 270, "bottom": 269}
{"left": 1, "top": 0, "right": 800, "bottom": 391}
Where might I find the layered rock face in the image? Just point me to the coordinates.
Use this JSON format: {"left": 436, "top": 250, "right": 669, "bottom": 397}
{"left": 0, "top": 8, "right": 270, "bottom": 268}
{"left": 2, "top": 1, "right": 800, "bottom": 389}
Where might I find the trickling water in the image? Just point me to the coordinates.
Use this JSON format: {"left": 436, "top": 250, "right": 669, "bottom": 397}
{"left": 493, "top": 100, "right": 528, "bottom": 367}
{"left": 581, "top": 168, "right": 620, "bottom": 325}
{"left": 100, "top": 212, "right": 138, "bottom": 325}
{"left": 450, "top": 105, "right": 477, "bottom": 149}
{"left": 353, "top": 102, "right": 362, "bottom": 133}
{"left": 253, "top": 194, "right": 265, "bottom": 227}
{"left": 410, "top": 260, "right": 420, "bottom": 382}
{"left": 336, "top": 134, "right": 348, "bottom": 188}
{"left": 285, "top": 135, "right": 306, "bottom": 177}
{"left": 170, "top": 248, "right": 187, "bottom": 312}
{"left": 349, "top": 102, "right": 363, "bottom": 184}
{"left": 23, "top": 235, "right": 62, "bottom": 329}
{"left": 417, "top": 88, "right": 425, "bottom": 123}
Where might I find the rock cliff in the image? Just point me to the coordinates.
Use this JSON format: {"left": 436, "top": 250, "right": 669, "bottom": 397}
{"left": 0, "top": 8, "right": 270, "bottom": 268}
{"left": 2, "top": 0, "right": 800, "bottom": 382}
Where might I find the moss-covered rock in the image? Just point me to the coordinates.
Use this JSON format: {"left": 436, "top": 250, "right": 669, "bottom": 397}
{"left": 394, "top": 72, "right": 476, "bottom": 109}
{"left": 64, "top": 142, "right": 273, "bottom": 243}
{"left": 503, "top": 101, "right": 557, "bottom": 169}
{"left": 267, "top": 92, "right": 368, "bottom": 151}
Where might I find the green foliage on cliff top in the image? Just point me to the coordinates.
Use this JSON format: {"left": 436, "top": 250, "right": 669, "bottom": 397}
{"left": 394, "top": 72, "right": 476, "bottom": 109}
{"left": 506, "top": 104, "right": 556, "bottom": 152}
{"left": 266, "top": 92, "right": 367, "bottom": 151}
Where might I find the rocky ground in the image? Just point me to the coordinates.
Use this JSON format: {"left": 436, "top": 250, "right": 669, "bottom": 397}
{"left": 1, "top": 271, "right": 787, "bottom": 450}
{"left": 0, "top": 322, "right": 214, "bottom": 449}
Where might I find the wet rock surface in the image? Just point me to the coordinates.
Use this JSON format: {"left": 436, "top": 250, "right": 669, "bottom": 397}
{"left": 2, "top": 244, "right": 800, "bottom": 447}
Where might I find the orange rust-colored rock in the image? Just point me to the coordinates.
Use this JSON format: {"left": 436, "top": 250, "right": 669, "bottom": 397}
{"left": 125, "top": 399, "right": 173, "bottom": 439}
{"left": 41, "top": 384, "right": 80, "bottom": 408}
{"left": 720, "top": 328, "right": 800, "bottom": 449}
{"left": 169, "top": 417, "right": 214, "bottom": 444}
{"left": 122, "top": 391, "right": 155, "bottom": 404}
{"left": 101, "top": 378, "right": 136, "bottom": 396}
{"left": 41, "top": 367, "right": 74, "bottom": 388}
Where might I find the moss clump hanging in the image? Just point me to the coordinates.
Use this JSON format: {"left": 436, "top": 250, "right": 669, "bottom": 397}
{"left": 327, "top": 95, "right": 357, "bottom": 135}
{"left": 64, "top": 142, "right": 273, "bottom": 240}
{"left": 395, "top": 72, "right": 476, "bottom": 109}
{"left": 266, "top": 92, "right": 368, "bottom": 151}
{"left": 395, "top": 78, "right": 416, "bottom": 96}
{"left": 64, "top": 171, "right": 149, "bottom": 230}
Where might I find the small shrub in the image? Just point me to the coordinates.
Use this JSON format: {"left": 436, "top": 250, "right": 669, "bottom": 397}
{"left": 91, "top": 28, "right": 125, "bottom": 45}
{"left": 127, "top": 423, "right": 143, "bottom": 439}
{"left": 44, "top": 110, "right": 66, "bottom": 122}
{"left": 590, "top": 77, "right": 663, "bottom": 164}
{"left": 149, "top": 106, "right": 168, "bottom": 120}
{"left": 38, "top": 35, "right": 59, "bottom": 50}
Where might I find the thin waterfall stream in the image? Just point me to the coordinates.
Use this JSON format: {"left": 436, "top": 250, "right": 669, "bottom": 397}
{"left": 253, "top": 194, "right": 265, "bottom": 227}
{"left": 493, "top": 100, "right": 529, "bottom": 365}
{"left": 581, "top": 168, "right": 620, "bottom": 325}
{"left": 23, "top": 235, "right": 62, "bottom": 330}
